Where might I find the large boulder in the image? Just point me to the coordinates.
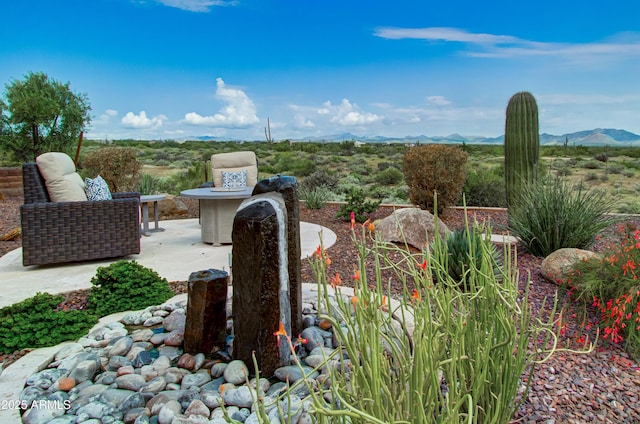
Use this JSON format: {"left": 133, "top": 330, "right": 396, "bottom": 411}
{"left": 158, "top": 194, "right": 188, "bottom": 218}
{"left": 541, "top": 248, "right": 601, "bottom": 285}
{"left": 375, "top": 208, "right": 449, "bottom": 250}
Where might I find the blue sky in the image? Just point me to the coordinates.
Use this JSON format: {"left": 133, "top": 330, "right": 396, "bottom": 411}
{"left": 2, "top": 0, "right": 640, "bottom": 140}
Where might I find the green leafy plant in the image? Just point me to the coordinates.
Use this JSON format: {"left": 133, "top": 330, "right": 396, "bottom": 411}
{"left": 508, "top": 176, "right": 619, "bottom": 257}
{"left": 0, "top": 292, "right": 97, "bottom": 353}
{"left": 403, "top": 144, "right": 468, "bottom": 214}
{"left": 139, "top": 173, "right": 160, "bottom": 195}
{"left": 335, "top": 187, "right": 380, "bottom": 223}
{"left": 462, "top": 167, "right": 507, "bottom": 207}
{"left": 374, "top": 166, "right": 404, "bottom": 185}
{"left": 87, "top": 260, "right": 174, "bottom": 316}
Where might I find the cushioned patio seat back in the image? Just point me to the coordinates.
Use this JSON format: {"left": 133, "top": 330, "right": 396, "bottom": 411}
{"left": 211, "top": 151, "right": 258, "bottom": 187}
{"left": 36, "top": 152, "right": 87, "bottom": 202}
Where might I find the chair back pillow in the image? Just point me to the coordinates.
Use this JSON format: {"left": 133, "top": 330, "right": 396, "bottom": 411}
{"left": 211, "top": 151, "right": 258, "bottom": 187}
{"left": 85, "top": 175, "right": 113, "bottom": 200}
{"left": 36, "top": 152, "right": 88, "bottom": 202}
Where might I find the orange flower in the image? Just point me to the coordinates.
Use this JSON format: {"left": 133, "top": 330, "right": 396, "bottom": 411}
{"left": 273, "top": 322, "right": 288, "bottom": 347}
{"left": 380, "top": 295, "right": 388, "bottom": 312}
{"left": 325, "top": 256, "right": 332, "bottom": 266}
{"left": 314, "top": 245, "right": 323, "bottom": 259}
{"left": 352, "top": 269, "right": 361, "bottom": 281}
{"left": 419, "top": 259, "right": 427, "bottom": 271}
{"left": 411, "top": 289, "right": 421, "bottom": 303}
{"left": 350, "top": 211, "right": 356, "bottom": 229}
{"left": 330, "top": 272, "right": 342, "bottom": 288}
{"left": 363, "top": 219, "right": 375, "bottom": 232}
{"left": 351, "top": 296, "right": 359, "bottom": 310}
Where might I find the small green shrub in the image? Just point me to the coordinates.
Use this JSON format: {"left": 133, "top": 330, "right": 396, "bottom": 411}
{"left": 300, "top": 186, "right": 332, "bottom": 210}
{"left": 462, "top": 168, "right": 507, "bottom": 207}
{"left": 0, "top": 293, "right": 97, "bottom": 353}
{"left": 335, "top": 187, "right": 380, "bottom": 223}
{"left": 87, "top": 260, "right": 174, "bottom": 316}
{"left": 374, "top": 167, "right": 404, "bottom": 185}
{"left": 508, "top": 176, "right": 619, "bottom": 257}
{"left": 81, "top": 147, "right": 141, "bottom": 192}
{"left": 300, "top": 170, "right": 339, "bottom": 191}
{"left": 403, "top": 144, "right": 468, "bottom": 214}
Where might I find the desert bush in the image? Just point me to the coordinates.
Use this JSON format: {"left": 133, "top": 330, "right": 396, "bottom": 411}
{"left": 607, "top": 164, "right": 624, "bottom": 175}
{"left": 581, "top": 160, "right": 603, "bottom": 169}
{"left": 508, "top": 176, "right": 619, "bottom": 257}
{"left": 594, "top": 152, "right": 609, "bottom": 163}
{"left": 336, "top": 174, "right": 362, "bottom": 194}
{"left": 623, "top": 169, "right": 635, "bottom": 178}
{"left": 462, "top": 167, "right": 507, "bottom": 207}
{"left": 374, "top": 167, "right": 404, "bottom": 185}
{"left": 300, "top": 170, "right": 339, "bottom": 192}
{"left": 139, "top": 173, "right": 161, "bottom": 195}
{"left": 162, "top": 161, "right": 208, "bottom": 194}
{"left": 81, "top": 147, "right": 141, "bottom": 192}
{"left": 403, "top": 144, "right": 468, "bottom": 213}
{"left": 87, "top": 260, "right": 174, "bottom": 317}
{"left": 335, "top": 187, "right": 380, "bottom": 222}
{"left": 584, "top": 172, "right": 599, "bottom": 181}
{"left": 0, "top": 292, "right": 97, "bottom": 353}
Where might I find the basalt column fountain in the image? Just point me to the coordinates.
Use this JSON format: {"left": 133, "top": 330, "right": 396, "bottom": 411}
{"left": 231, "top": 191, "right": 296, "bottom": 376}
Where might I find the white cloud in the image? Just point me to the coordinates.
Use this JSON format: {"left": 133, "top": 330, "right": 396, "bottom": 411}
{"left": 293, "top": 114, "right": 315, "bottom": 129}
{"left": 183, "top": 78, "right": 259, "bottom": 128}
{"left": 426, "top": 96, "right": 452, "bottom": 106}
{"left": 121, "top": 111, "right": 166, "bottom": 129}
{"left": 154, "top": 0, "right": 235, "bottom": 13}
{"left": 325, "top": 99, "right": 382, "bottom": 126}
{"left": 375, "top": 26, "right": 640, "bottom": 64}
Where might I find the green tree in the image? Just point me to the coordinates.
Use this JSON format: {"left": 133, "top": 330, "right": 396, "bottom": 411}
{"left": 0, "top": 71, "right": 91, "bottom": 163}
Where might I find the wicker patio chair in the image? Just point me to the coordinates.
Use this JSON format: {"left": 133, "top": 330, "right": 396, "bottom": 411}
{"left": 20, "top": 162, "right": 141, "bottom": 266}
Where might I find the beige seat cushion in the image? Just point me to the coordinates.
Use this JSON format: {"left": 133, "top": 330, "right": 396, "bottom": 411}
{"left": 211, "top": 151, "right": 258, "bottom": 187}
{"left": 36, "top": 152, "right": 88, "bottom": 202}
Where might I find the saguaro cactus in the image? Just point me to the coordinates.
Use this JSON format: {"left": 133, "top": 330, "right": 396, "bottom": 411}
{"left": 504, "top": 91, "right": 540, "bottom": 207}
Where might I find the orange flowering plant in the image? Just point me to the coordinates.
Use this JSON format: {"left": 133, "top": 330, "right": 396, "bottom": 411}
{"left": 565, "top": 225, "right": 640, "bottom": 358}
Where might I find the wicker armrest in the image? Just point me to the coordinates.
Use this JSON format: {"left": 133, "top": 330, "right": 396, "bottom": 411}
{"left": 112, "top": 192, "right": 140, "bottom": 200}
{"left": 20, "top": 197, "right": 141, "bottom": 266}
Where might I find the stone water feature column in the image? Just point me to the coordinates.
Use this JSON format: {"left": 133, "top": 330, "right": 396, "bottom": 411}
{"left": 252, "top": 175, "right": 302, "bottom": 336}
{"left": 232, "top": 192, "right": 292, "bottom": 376}
{"left": 184, "top": 269, "right": 229, "bottom": 354}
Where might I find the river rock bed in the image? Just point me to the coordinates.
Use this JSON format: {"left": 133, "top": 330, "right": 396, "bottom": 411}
{"left": 20, "top": 289, "right": 354, "bottom": 424}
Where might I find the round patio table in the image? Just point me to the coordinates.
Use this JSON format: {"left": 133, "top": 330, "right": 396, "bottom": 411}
{"left": 180, "top": 186, "right": 254, "bottom": 245}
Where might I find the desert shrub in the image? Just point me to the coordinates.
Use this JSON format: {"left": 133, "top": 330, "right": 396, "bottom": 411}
{"left": 162, "top": 161, "right": 208, "bottom": 194}
{"left": 81, "top": 147, "right": 141, "bottom": 192}
{"left": 622, "top": 169, "right": 635, "bottom": 178}
{"left": 462, "top": 168, "right": 506, "bottom": 207}
{"left": 581, "top": 160, "right": 603, "bottom": 169}
{"left": 594, "top": 152, "right": 609, "bottom": 163}
{"left": 0, "top": 292, "right": 97, "bottom": 353}
{"left": 335, "top": 187, "right": 380, "bottom": 223}
{"left": 374, "top": 167, "right": 404, "bottom": 185}
{"left": 607, "top": 164, "right": 624, "bottom": 175}
{"left": 87, "top": 260, "right": 174, "bottom": 316}
{"left": 584, "top": 172, "right": 599, "bottom": 181}
{"left": 403, "top": 144, "right": 468, "bottom": 214}
{"left": 565, "top": 225, "right": 640, "bottom": 358}
{"left": 508, "top": 176, "right": 619, "bottom": 257}
{"left": 336, "top": 174, "right": 363, "bottom": 195}
{"left": 300, "top": 186, "right": 332, "bottom": 210}
{"left": 300, "top": 170, "right": 339, "bottom": 192}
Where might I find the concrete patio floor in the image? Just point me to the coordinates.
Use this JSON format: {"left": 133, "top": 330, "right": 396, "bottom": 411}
{"left": 0, "top": 218, "right": 336, "bottom": 308}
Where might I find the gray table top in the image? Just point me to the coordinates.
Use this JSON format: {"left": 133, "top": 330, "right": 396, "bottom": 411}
{"left": 180, "top": 186, "right": 254, "bottom": 200}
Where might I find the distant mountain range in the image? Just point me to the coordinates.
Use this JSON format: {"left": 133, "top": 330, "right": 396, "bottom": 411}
{"left": 189, "top": 128, "right": 640, "bottom": 146}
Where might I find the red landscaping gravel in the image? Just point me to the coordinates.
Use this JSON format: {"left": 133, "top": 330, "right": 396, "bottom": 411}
{"left": 1, "top": 196, "right": 639, "bottom": 423}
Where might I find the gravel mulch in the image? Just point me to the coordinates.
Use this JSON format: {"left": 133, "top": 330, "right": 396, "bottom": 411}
{"left": 1, "top": 195, "right": 639, "bottom": 423}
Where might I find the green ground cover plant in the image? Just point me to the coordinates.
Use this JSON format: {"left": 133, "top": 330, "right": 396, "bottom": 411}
{"left": 0, "top": 293, "right": 97, "bottom": 353}
{"left": 87, "top": 260, "right": 174, "bottom": 316}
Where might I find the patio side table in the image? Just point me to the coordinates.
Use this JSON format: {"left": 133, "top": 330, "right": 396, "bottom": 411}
{"left": 140, "top": 194, "right": 166, "bottom": 236}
